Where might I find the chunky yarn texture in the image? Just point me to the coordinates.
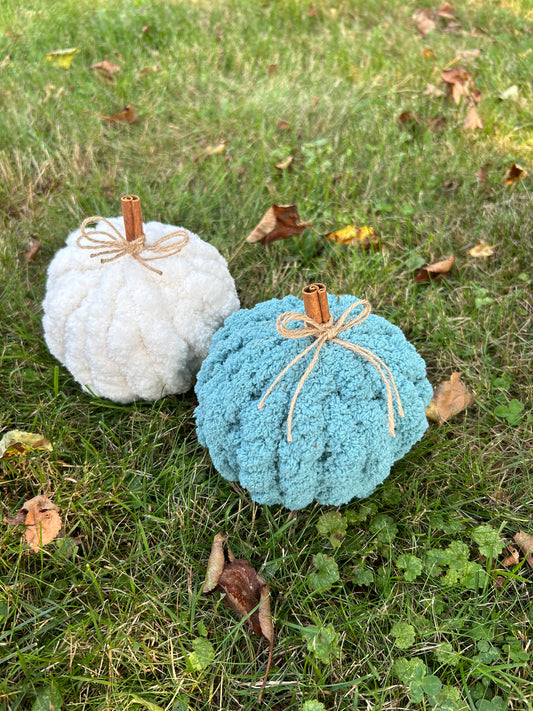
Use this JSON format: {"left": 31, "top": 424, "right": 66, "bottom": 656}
{"left": 195, "top": 294, "right": 432, "bottom": 510}
{"left": 42, "top": 217, "right": 239, "bottom": 402}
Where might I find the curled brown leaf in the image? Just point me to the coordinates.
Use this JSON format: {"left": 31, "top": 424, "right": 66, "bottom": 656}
{"left": 426, "top": 372, "right": 474, "bottom": 424}
{"left": 246, "top": 205, "right": 312, "bottom": 244}
{"left": 414, "top": 254, "right": 454, "bottom": 282}
{"left": 513, "top": 531, "right": 533, "bottom": 569}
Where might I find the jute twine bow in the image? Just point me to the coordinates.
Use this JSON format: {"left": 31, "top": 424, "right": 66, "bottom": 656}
{"left": 76, "top": 217, "right": 189, "bottom": 275}
{"left": 258, "top": 299, "right": 405, "bottom": 442}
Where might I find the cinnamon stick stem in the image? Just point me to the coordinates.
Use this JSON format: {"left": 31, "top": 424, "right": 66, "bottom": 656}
{"left": 302, "top": 283, "right": 330, "bottom": 323}
{"left": 121, "top": 194, "right": 144, "bottom": 242}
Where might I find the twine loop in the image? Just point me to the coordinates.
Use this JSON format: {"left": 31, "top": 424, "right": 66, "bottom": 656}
{"left": 76, "top": 216, "right": 189, "bottom": 275}
{"left": 258, "top": 299, "right": 405, "bottom": 442}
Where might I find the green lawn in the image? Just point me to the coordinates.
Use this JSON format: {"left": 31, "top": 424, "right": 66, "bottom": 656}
{"left": 1, "top": 1, "right": 532, "bottom": 709}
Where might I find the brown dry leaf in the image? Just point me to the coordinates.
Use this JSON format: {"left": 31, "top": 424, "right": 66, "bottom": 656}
{"left": 414, "top": 254, "right": 454, "bottom": 282}
{"left": 91, "top": 60, "right": 121, "bottom": 84}
{"left": 104, "top": 104, "right": 138, "bottom": 124}
{"left": 422, "top": 48, "right": 436, "bottom": 60}
{"left": 443, "top": 20, "right": 462, "bottom": 33}
{"left": 413, "top": 8, "right": 436, "bottom": 36}
{"left": 464, "top": 105, "right": 483, "bottom": 131}
{"left": 502, "top": 545, "right": 520, "bottom": 567}
{"left": 246, "top": 205, "right": 312, "bottom": 244}
{"left": 398, "top": 110, "right": 422, "bottom": 126}
{"left": 326, "top": 225, "right": 379, "bottom": 249}
{"left": 267, "top": 64, "right": 278, "bottom": 76}
{"left": 308, "top": 3, "right": 319, "bottom": 17}
{"left": 468, "top": 240, "right": 494, "bottom": 258}
{"left": 424, "top": 83, "right": 445, "bottom": 98}
{"left": 4, "top": 495, "right": 62, "bottom": 552}
{"left": 277, "top": 119, "right": 291, "bottom": 131}
{"left": 426, "top": 371, "right": 474, "bottom": 424}
{"left": 437, "top": 3, "right": 455, "bottom": 19}
{"left": 203, "top": 534, "right": 274, "bottom": 701}
{"left": 441, "top": 66, "right": 473, "bottom": 105}
{"left": 477, "top": 163, "right": 489, "bottom": 185}
{"left": 514, "top": 531, "right": 533, "bottom": 569}
{"left": 276, "top": 155, "right": 293, "bottom": 171}
{"left": 504, "top": 163, "right": 527, "bottom": 186}
{"left": 24, "top": 239, "right": 41, "bottom": 263}
{"left": 427, "top": 115, "right": 446, "bottom": 131}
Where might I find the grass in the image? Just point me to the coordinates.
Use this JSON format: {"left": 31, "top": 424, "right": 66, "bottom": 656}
{"left": 1, "top": 0, "right": 532, "bottom": 709}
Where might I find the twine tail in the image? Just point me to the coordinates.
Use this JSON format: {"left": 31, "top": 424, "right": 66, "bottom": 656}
{"left": 335, "top": 340, "right": 404, "bottom": 436}
{"left": 258, "top": 339, "right": 321, "bottom": 414}
{"left": 286, "top": 338, "right": 327, "bottom": 442}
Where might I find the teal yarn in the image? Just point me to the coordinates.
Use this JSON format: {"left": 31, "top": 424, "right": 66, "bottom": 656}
{"left": 194, "top": 293, "right": 432, "bottom": 510}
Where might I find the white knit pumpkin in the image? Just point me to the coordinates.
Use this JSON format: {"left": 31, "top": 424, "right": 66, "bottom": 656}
{"left": 42, "top": 216, "right": 239, "bottom": 402}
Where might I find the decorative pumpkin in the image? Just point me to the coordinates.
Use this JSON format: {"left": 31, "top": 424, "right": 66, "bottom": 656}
{"left": 42, "top": 195, "right": 239, "bottom": 402}
{"left": 195, "top": 283, "right": 432, "bottom": 510}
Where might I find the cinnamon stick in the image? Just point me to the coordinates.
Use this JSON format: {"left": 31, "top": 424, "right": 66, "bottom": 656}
{"left": 121, "top": 194, "right": 144, "bottom": 242}
{"left": 302, "top": 283, "right": 330, "bottom": 323}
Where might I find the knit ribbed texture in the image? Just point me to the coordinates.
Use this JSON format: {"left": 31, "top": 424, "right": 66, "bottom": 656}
{"left": 195, "top": 294, "right": 432, "bottom": 510}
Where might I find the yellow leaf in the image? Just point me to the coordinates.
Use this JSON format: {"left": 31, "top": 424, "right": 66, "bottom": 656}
{"left": 468, "top": 240, "right": 494, "bottom": 258}
{"left": 45, "top": 48, "right": 79, "bottom": 69}
{"left": 0, "top": 430, "right": 53, "bottom": 458}
{"left": 326, "top": 225, "right": 378, "bottom": 248}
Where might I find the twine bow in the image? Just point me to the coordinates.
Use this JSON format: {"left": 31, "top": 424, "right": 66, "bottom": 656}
{"left": 76, "top": 216, "right": 189, "bottom": 275}
{"left": 258, "top": 299, "right": 405, "bottom": 442}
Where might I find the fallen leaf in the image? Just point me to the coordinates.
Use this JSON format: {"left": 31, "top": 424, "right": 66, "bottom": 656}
{"left": 91, "top": 60, "right": 121, "bottom": 84}
{"left": 414, "top": 254, "right": 454, "bottom": 282}
{"left": 422, "top": 48, "right": 436, "bottom": 60}
{"left": 277, "top": 119, "right": 291, "bottom": 131}
{"left": 23, "top": 239, "right": 41, "bottom": 262}
{"left": 275, "top": 155, "right": 293, "bottom": 170}
{"left": 0, "top": 430, "right": 53, "bottom": 458}
{"left": 311, "top": 95, "right": 320, "bottom": 109}
{"left": 203, "top": 534, "right": 274, "bottom": 701}
{"left": 459, "top": 48, "right": 482, "bottom": 60}
{"left": 142, "top": 24, "right": 151, "bottom": 33}
{"left": 246, "top": 205, "right": 312, "bottom": 244}
{"left": 424, "top": 83, "right": 445, "bottom": 98}
{"left": 267, "top": 64, "right": 278, "bottom": 76}
{"left": 98, "top": 105, "right": 138, "bottom": 124}
{"left": 443, "top": 20, "right": 462, "bottom": 33}
{"left": 468, "top": 240, "right": 494, "bottom": 258}
{"left": 4, "top": 495, "right": 62, "bottom": 551}
{"left": 398, "top": 110, "right": 422, "bottom": 126}
{"left": 426, "top": 372, "right": 474, "bottom": 424}
{"left": 0, "top": 54, "right": 11, "bottom": 70}
{"left": 502, "top": 546, "right": 519, "bottom": 567}
{"left": 199, "top": 141, "right": 226, "bottom": 158}
{"left": 326, "top": 225, "right": 379, "bottom": 249}
{"left": 477, "top": 163, "right": 489, "bottom": 185}
{"left": 437, "top": 3, "right": 455, "bottom": 19}
{"left": 499, "top": 85, "right": 519, "bottom": 101}
{"left": 442, "top": 180, "right": 457, "bottom": 189}
{"left": 504, "top": 163, "right": 527, "bottom": 186}
{"left": 45, "top": 48, "right": 79, "bottom": 69}
{"left": 427, "top": 115, "right": 446, "bottom": 131}
{"left": 203, "top": 533, "right": 232, "bottom": 593}
{"left": 513, "top": 531, "right": 533, "bottom": 569}
{"left": 138, "top": 65, "right": 160, "bottom": 77}
{"left": 413, "top": 8, "right": 436, "bottom": 36}
{"left": 463, "top": 105, "right": 483, "bottom": 131}
{"left": 308, "top": 3, "right": 319, "bottom": 17}
{"left": 441, "top": 66, "right": 478, "bottom": 105}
